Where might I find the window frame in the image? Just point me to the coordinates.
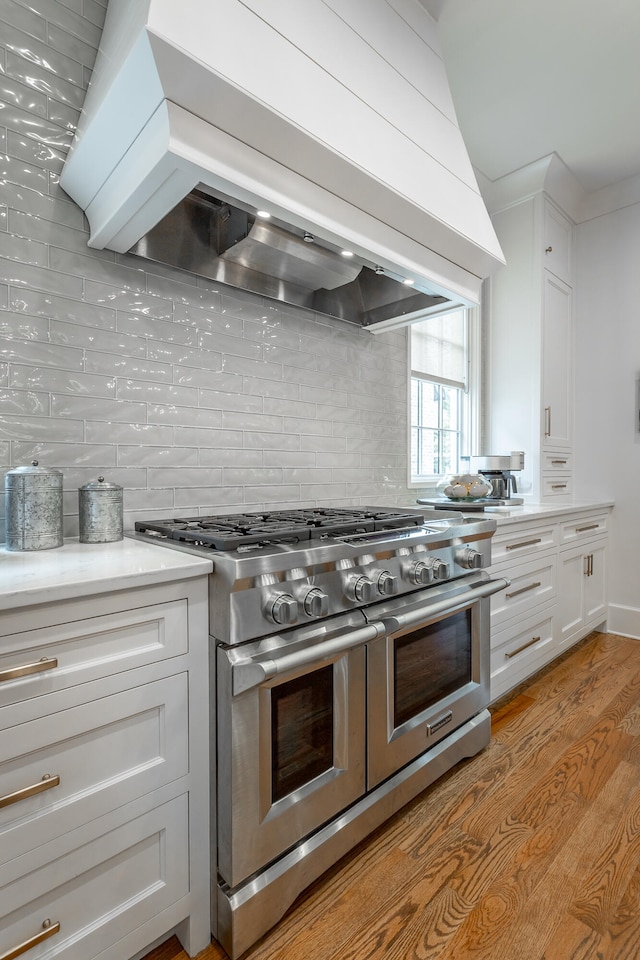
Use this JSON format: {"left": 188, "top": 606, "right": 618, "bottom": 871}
{"left": 407, "top": 306, "right": 481, "bottom": 488}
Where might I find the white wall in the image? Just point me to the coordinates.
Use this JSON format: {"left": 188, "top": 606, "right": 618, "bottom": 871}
{"left": 575, "top": 202, "right": 640, "bottom": 635}
{"left": 0, "top": 0, "right": 424, "bottom": 541}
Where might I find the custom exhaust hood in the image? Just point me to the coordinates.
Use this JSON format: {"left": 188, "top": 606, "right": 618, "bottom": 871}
{"left": 61, "top": 0, "right": 505, "bottom": 331}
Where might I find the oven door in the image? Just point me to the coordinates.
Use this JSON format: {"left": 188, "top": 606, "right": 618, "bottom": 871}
{"left": 365, "top": 574, "right": 509, "bottom": 789}
{"left": 216, "top": 614, "right": 385, "bottom": 889}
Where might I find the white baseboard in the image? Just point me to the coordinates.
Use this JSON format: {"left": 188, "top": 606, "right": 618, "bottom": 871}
{"left": 607, "top": 603, "right": 640, "bottom": 640}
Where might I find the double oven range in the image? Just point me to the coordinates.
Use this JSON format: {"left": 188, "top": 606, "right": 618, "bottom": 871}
{"left": 134, "top": 506, "right": 508, "bottom": 958}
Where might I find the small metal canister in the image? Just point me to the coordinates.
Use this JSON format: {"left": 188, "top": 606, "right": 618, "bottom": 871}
{"left": 5, "top": 460, "right": 64, "bottom": 551}
{"left": 78, "top": 476, "right": 123, "bottom": 543}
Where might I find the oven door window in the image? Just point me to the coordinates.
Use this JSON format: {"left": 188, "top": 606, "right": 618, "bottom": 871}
{"left": 367, "top": 594, "right": 490, "bottom": 790}
{"left": 271, "top": 664, "right": 334, "bottom": 802}
{"left": 394, "top": 608, "right": 471, "bottom": 728}
{"left": 218, "top": 639, "right": 366, "bottom": 889}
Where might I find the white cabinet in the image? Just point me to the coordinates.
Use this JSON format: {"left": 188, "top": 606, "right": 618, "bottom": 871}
{"left": 543, "top": 198, "right": 573, "bottom": 283}
{"left": 488, "top": 193, "right": 574, "bottom": 502}
{"left": 542, "top": 271, "right": 573, "bottom": 452}
{"left": 0, "top": 575, "right": 210, "bottom": 960}
{"left": 489, "top": 507, "right": 609, "bottom": 702}
{"left": 558, "top": 531, "right": 608, "bottom": 649}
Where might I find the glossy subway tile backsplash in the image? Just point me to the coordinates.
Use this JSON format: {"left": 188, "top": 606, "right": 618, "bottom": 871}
{"left": 0, "top": 0, "right": 423, "bottom": 539}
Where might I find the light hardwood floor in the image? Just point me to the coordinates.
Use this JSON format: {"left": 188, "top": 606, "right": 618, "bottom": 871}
{"left": 144, "top": 631, "right": 640, "bottom": 960}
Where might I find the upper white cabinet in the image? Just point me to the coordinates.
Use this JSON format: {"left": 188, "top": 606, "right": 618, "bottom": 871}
{"left": 487, "top": 192, "right": 574, "bottom": 502}
{"left": 543, "top": 200, "right": 573, "bottom": 283}
{"left": 542, "top": 270, "right": 573, "bottom": 452}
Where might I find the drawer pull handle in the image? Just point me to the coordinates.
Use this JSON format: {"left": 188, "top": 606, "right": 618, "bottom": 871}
{"left": 576, "top": 524, "right": 599, "bottom": 533}
{"left": 506, "top": 636, "right": 541, "bottom": 659}
{"left": 506, "top": 581, "right": 542, "bottom": 599}
{"left": 544, "top": 406, "right": 551, "bottom": 437}
{"left": 0, "top": 773, "right": 61, "bottom": 810}
{"left": 506, "top": 537, "right": 542, "bottom": 551}
{"left": 0, "top": 657, "right": 58, "bottom": 684}
{"left": 551, "top": 483, "right": 567, "bottom": 490}
{"left": 0, "top": 919, "right": 61, "bottom": 960}
{"left": 550, "top": 459, "right": 567, "bottom": 465}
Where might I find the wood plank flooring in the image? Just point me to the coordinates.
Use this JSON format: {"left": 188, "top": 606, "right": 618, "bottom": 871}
{"left": 143, "top": 631, "right": 640, "bottom": 960}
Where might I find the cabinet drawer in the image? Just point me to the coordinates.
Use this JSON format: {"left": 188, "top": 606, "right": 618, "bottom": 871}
{"left": 492, "top": 524, "right": 557, "bottom": 565}
{"left": 491, "top": 613, "right": 555, "bottom": 702}
{"left": 0, "top": 599, "right": 188, "bottom": 709}
{"left": 0, "top": 795, "right": 188, "bottom": 959}
{"left": 0, "top": 673, "right": 189, "bottom": 866}
{"left": 542, "top": 475, "right": 573, "bottom": 498}
{"left": 491, "top": 555, "right": 556, "bottom": 627}
{"left": 542, "top": 451, "right": 573, "bottom": 473}
{"left": 560, "top": 513, "right": 608, "bottom": 544}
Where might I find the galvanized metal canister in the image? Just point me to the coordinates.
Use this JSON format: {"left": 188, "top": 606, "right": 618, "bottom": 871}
{"left": 5, "top": 460, "right": 64, "bottom": 551}
{"left": 78, "top": 476, "right": 123, "bottom": 543}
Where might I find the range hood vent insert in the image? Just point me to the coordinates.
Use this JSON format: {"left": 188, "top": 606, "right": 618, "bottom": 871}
{"left": 131, "top": 189, "right": 452, "bottom": 328}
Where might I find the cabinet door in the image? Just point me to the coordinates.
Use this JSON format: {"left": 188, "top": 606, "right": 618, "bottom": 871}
{"left": 543, "top": 201, "right": 572, "bottom": 282}
{"left": 557, "top": 545, "right": 585, "bottom": 645}
{"left": 584, "top": 540, "right": 607, "bottom": 626}
{"left": 542, "top": 271, "right": 572, "bottom": 450}
{"left": 558, "top": 540, "right": 607, "bottom": 648}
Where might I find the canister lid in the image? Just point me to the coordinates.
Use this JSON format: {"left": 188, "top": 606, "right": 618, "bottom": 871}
{"left": 5, "top": 459, "right": 62, "bottom": 479}
{"left": 79, "top": 476, "right": 123, "bottom": 493}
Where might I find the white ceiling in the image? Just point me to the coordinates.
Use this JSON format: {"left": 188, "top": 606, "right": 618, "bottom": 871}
{"left": 430, "top": 0, "right": 640, "bottom": 195}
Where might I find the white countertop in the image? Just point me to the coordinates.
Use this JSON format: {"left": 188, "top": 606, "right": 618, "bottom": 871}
{"left": 408, "top": 499, "right": 614, "bottom": 526}
{"left": 476, "top": 500, "right": 614, "bottom": 525}
{"left": 0, "top": 536, "right": 213, "bottom": 611}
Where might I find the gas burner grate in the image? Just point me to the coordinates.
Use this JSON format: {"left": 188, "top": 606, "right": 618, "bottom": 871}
{"left": 134, "top": 507, "right": 425, "bottom": 551}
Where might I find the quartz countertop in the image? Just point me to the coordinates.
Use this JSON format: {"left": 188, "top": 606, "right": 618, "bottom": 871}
{"left": 0, "top": 536, "right": 213, "bottom": 611}
{"left": 408, "top": 499, "right": 614, "bottom": 526}
{"left": 474, "top": 500, "right": 614, "bottom": 526}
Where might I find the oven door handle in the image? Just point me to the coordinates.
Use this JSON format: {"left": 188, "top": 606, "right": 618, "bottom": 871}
{"left": 380, "top": 577, "right": 511, "bottom": 635}
{"left": 231, "top": 621, "right": 388, "bottom": 695}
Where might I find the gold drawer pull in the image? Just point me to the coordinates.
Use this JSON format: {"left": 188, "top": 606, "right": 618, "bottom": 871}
{"left": 550, "top": 459, "right": 567, "bottom": 465}
{"left": 0, "top": 657, "right": 58, "bottom": 684}
{"left": 551, "top": 483, "right": 567, "bottom": 490}
{"left": 505, "top": 581, "right": 542, "bottom": 599}
{"left": 506, "top": 636, "right": 541, "bottom": 659}
{"left": 0, "top": 774, "right": 61, "bottom": 810}
{"left": 0, "top": 919, "right": 61, "bottom": 960}
{"left": 576, "top": 524, "right": 599, "bottom": 533}
{"left": 505, "top": 537, "right": 542, "bottom": 551}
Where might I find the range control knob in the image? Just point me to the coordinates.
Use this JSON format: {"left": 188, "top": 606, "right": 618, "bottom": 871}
{"left": 346, "top": 575, "right": 376, "bottom": 603}
{"left": 376, "top": 570, "right": 399, "bottom": 596}
{"left": 406, "top": 560, "right": 433, "bottom": 586}
{"left": 302, "top": 587, "right": 330, "bottom": 618}
{"left": 456, "top": 547, "right": 484, "bottom": 570}
{"left": 268, "top": 594, "right": 299, "bottom": 625}
{"left": 429, "top": 557, "right": 450, "bottom": 581}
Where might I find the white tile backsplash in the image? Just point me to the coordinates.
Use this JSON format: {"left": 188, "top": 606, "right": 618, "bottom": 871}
{"left": 0, "top": 0, "right": 429, "bottom": 538}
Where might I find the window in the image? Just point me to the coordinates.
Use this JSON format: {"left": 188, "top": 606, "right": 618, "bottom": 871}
{"left": 409, "top": 307, "right": 478, "bottom": 484}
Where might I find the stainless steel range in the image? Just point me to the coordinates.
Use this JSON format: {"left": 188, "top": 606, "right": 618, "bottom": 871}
{"left": 134, "top": 506, "right": 509, "bottom": 958}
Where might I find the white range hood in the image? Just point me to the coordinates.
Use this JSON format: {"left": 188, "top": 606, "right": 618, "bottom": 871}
{"left": 61, "top": 0, "right": 505, "bottom": 330}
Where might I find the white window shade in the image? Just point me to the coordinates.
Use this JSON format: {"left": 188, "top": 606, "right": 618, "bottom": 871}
{"left": 411, "top": 309, "right": 467, "bottom": 388}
